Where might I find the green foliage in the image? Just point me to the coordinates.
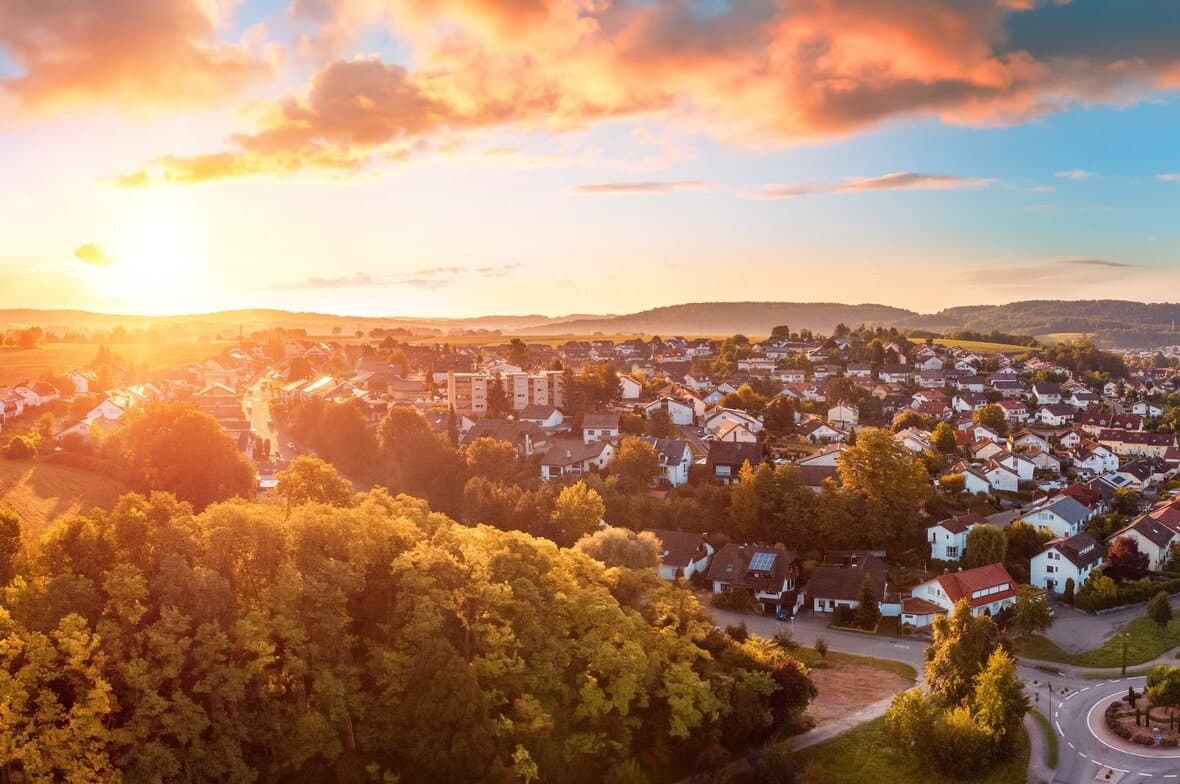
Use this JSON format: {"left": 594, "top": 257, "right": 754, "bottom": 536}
{"left": 465, "top": 437, "right": 522, "bottom": 485}
{"left": 972, "top": 404, "right": 1007, "bottom": 435}
{"left": 276, "top": 455, "right": 354, "bottom": 508}
{"left": 1009, "top": 586, "right": 1053, "bottom": 638}
{"left": 1063, "top": 577, "right": 1075, "bottom": 604}
{"left": 612, "top": 439, "right": 661, "bottom": 492}
{"left": 102, "top": 402, "right": 256, "bottom": 511}
{"left": 1148, "top": 590, "right": 1173, "bottom": 628}
{"left": 924, "top": 601, "right": 999, "bottom": 707}
{"left": 1106, "top": 536, "right": 1150, "bottom": 582}
{"left": 837, "top": 428, "right": 932, "bottom": 549}
{"left": 549, "top": 481, "right": 606, "bottom": 546}
{"left": 574, "top": 527, "right": 660, "bottom": 570}
{"left": 855, "top": 575, "right": 881, "bottom": 630}
{"left": 4, "top": 436, "right": 36, "bottom": 460}
{"left": 0, "top": 490, "right": 816, "bottom": 783}
{"left": 0, "top": 509, "right": 20, "bottom": 585}
{"left": 1146, "top": 665, "right": 1180, "bottom": 709}
{"left": 931, "top": 422, "right": 958, "bottom": 455}
{"left": 963, "top": 525, "right": 1006, "bottom": 570}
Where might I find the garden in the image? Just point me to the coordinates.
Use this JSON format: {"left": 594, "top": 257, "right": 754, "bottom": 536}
{"left": 1102, "top": 667, "right": 1180, "bottom": 748}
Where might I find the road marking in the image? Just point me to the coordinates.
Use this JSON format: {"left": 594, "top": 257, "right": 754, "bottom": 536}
{"left": 1068, "top": 741, "right": 1076, "bottom": 749}
{"left": 1080, "top": 686, "right": 1090, "bottom": 692}
{"left": 1056, "top": 719, "right": 1064, "bottom": 735}
{"left": 1067, "top": 691, "right": 1078, "bottom": 701}
{"left": 1163, "top": 775, "right": 1178, "bottom": 779}
{"left": 1079, "top": 753, "right": 1088, "bottom": 760}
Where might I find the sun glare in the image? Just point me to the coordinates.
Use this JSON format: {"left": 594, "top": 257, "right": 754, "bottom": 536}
{"left": 97, "top": 199, "right": 213, "bottom": 314}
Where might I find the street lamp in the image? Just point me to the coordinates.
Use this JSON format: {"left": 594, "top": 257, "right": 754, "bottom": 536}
{"left": 1119, "top": 631, "right": 1130, "bottom": 676}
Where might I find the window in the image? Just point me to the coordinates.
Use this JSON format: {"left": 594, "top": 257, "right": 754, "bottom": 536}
{"left": 946, "top": 546, "right": 958, "bottom": 558}
{"left": 1046, "top": 565, "right": 1055, "bottom": 574}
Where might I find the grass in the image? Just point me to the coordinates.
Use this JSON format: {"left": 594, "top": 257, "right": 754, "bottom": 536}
{"left": 1028, "top": 708, "right": 1058, "bottom": 769}
{"left": 1037, "top": 332, "right": 1088, "bottom": 345}
{"left": 0, "top": 459, "right": 126, "bottom": 541}
{"left": 1083, "top": 668, "right": 1154, "bottom": 680}
{"left": 791, "top": 647, "right": 918, "bottom": 682}
{"left": 0, "top": 342, "right": 217, "bottom": 386}
{"left": 1013, "top": 616, "right": 1180, "bottom": 669}
{"left": 793, "top": 716, "right": 1029, "bottom": 784}
{"left": 933, "top": 338, "right": 1035, "bottom": 358}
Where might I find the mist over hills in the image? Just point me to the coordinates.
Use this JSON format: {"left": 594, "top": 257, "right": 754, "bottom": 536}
{"left": 2, "top": 300, "right": 1179, "bottom": 346}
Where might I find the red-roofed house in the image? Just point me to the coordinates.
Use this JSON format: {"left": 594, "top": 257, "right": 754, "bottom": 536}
{"left": 927, "top": 512, "right": 987, "bottom": 561}
{"left": 908, "top": 563, "right": 1019, "bottom": 627}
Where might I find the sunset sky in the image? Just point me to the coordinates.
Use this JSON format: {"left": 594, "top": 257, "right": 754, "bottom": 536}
{"left": 1, "top": 0, "right": 1179, "bottom": 318}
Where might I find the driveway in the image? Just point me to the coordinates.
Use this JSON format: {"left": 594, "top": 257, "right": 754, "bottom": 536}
{"left": 1044, "top": 593, "right": 1180, "bottom": 654}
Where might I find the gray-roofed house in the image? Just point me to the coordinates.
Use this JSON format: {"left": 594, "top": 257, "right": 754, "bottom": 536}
{"left": 1030, "top": 532, "right": 1104, "bottom": 594}
{"left": 1025, "top": 494, "right": 1093, "bottom": 539}
{"left": 647, "top": 529, "right": 714, "bottom": 581}
{"left": 807, "top": 553, "right": 889, "bottom": 615}
{"left": 640, "top": 437, "right": 694, "bottom": 486}
{"left": 705, "top": 543, "right": 799, "bottom": 613}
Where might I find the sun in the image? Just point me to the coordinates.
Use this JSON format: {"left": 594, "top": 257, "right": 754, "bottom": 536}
{"left": 97, "top": 199, "right": 213, "bottom": 314}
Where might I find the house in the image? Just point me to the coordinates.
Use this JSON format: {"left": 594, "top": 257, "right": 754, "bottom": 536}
{"left": 642, "top": 437, "right": 694, "bottom": 486}
{"left": 704, "top": 408, "right": 763, "bottom": 435}
{"left": 518, "top": 405, "right": 564, "bottom": 429}
{"left": 992, "top": 450, "right": 1036, "bottom": 481}
{"left": 648, "top": 529, "right": 714, "bottom": 580}
{"left": 1111, "top": 500, "right": 1180, "bottom": 571}
{"left": 952, "top": 393, "right": 989, "bottom": 413}
{"left": 643, "top": 396, "right": 695, "bottom": 426}
{"left": 908, "top": 563, "right": 1019, "bottom": 626}
{"left": 1025, "top": 494, "right": 1093, "bottom": 538}
{"left": 948, "top": 465, "right": 994, "bottom": 495}
{"left": 1132, "top": 401, "right": 1164, "bottom": 418}
{"left": 539, "top": 439, "right": 615, "bottom": 481}
{"left": 796, "top": 443, "right": 845, "bottom": 467}
{"left": 66, "top": 369, "right": 96, "bottom": 395}
{"left": 997, "top": 399, "right": 1029, "bottom": 423}
{"left": 1076, "top": 410, "right": 1143, "bottom": 436}
{"left": 798, "top": 419, "right": 843, "bottom": 444}
{"left": 706, "top": 442, "right": 765, "bottom": 483}
{"left": 827, "top": 401, "right": 859, "bottom": 429}
{"left": 1010, "top": 430, "right": 1050, "bottom": 453}
{"left": 879, "top": 364, "right": 914, "bottom": 384}
{"left": 460, "top": 418, "right": 545, "bottom": 456}
{"left": 618, "top": 376, "right": 642, "bottom": 400}
{"left": 846, "top": 363, "right": 873, "bottom": 378}
{"left": 1098, "top": 430, "right": 1176, "bottom": 459}
{"left": 1031, "top": 532, "right": 1104, "bottom": 595}
{"left": 1032, "top": 382, "right": 1063, "bottom": 405}
{"left": 894, "top": 427, "right": 933, "bottom": 454}
{"left": 582, "top": 412, "right": 620, "bottom": 443}
{"left": 969, "top": 439, "right": 1004, "bottom": 461}
{"left": 779, "top": 369, "right": 807, "bottom": 384}
{"left": 1022, "top": 447, "right": 1062, "bottom": 475}
{"left": 707, "top": 544, "right": 799, "bottom": 614}
{"left": 982, "top": 462, "right": 1019, "bottom": 493}
{"left": 1037, "top": 404, "right": 1076, "bottom": 426}
{"left": 927, "top": 512, "right": 986, "bottom": 561}
{"left": 715, "top": 419, "right": 759, "bottom": 444}
{"left": 807, "top": 553, "right": 889, "bottom": 615}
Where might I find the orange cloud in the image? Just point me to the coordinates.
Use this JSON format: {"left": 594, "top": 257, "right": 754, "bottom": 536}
{"left": 120, "top": 0, "right": 1180, "bottom": 183}
{"left": 0, "top": 0, "right": 272, "bottom": 110}
{"left": 742, "top": 172, "right": 995, "bottom": 199}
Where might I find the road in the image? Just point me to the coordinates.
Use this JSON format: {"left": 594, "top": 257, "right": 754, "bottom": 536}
{"left": 246, "top": 379, "right": 293, "bottom": 463}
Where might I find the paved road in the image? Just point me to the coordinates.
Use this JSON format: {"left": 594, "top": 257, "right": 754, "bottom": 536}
{"left": 247, "top": 380, "right": 294, "bottom": 463}
{"left": 1046, "top": 594, "right": 1180, "bottom": 654}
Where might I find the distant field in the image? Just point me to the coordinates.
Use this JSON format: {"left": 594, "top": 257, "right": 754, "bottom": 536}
{"left": 933, "top": 338, "right": 1034, "bottom": 357}
{"left": 0, "top": 459, "right": 126, "bottom": 542}
{"left": 407, "top": 332, "right": 742, "bottom": 347}
{"left": 1037, "top": 332, "right": 1087, "bottom": 345}
{"left": 0, "top": 342, "right": 218, "bottom": 386}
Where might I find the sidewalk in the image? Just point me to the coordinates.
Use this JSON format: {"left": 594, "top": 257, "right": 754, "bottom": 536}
{"left": 787, "top": 696, "right": 895, "bottom": 752}
{"left": 1024, "top": 710, "right": 1056, "bottom": 784}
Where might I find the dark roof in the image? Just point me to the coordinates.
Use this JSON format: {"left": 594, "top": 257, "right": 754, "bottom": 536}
{"left": 808, "top": 555, "right": 887, "bottom": 603}
{"left": 582, "top": 413, "right": 620, "bottom": 430}
{"left": 796, "top": 464, "right": 839, "bottom": 488}
{"left": 541, "top": 438, "right": 610, "bottom": 466}
{"left": 1043, "top": 532, "right": 1103, "bottom": 569}
{"left": 706, "top": 442, "right": 765, "bottom": 471}
{"left": 647, "top": 529, "right": 709, "bottom": 569}
{"left": 640, "top": 437, "right": 691, "bottom": 466}
{"left": 705, "top": 543, "right": 798, "bottom": 594}
{"left": 933, "top": 511, "right": 987, "bottom": 535}
{"left": 462, "top": 419, "right": 545, "bottom": 452}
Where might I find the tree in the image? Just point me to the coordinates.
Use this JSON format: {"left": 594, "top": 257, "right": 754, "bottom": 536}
{"left": 507, "top": 338, "right": 529, "bottom": 368}
{"left": 276, "top": 456, "right": 354, "bottom": 507}
{"left": 963, "top": 525, "right": 1006, "bottom": 569}
{"left": 549, "top": 481, "right": 606, "bottom": 546}
{"left": 466, "top": 437, "right": 521, "bottom": 485}
{"left": 1009, "top": 585, "right": 1053, "bottom": 638}
{"left": 1146, "top": 665, "right": 1180, "bottom": 712}
{"left": 647, "top": 409, "right": 673, "bottom": 438}
{"left": 837, "top": 428, "right": 932, "bottom": 548}
{"left": 971, "top": 648, "right": 1028, "bottom": 753}
{"left": 1063, "top": 577, "right": 1075, "bottom": 604}
{"left": 0, "top": 509, "right": 20, "bottom": 585}
{"left": 939, "top": 473, "right": 966, "bottom": 497}
{"left": 931, "top": 421, "right": 958, "bottom": 454}
{"left": 1106, "top": 536, "right": 1149, "bottom": 582}
{"left": 1113, "top": 487, "right": 1141, "bottom": 516}
{"left": 762, "top": 396, "right": 796, "bottom": 436}
{"left": 972, "top": 403, "right": 1007, "bottom": 435}
{"left": 103, "top": 403, "right": 256, "bottom": 510}
{"left": 612, "top": 439, "right": 661, "bottom": 492}
{"left": 1148, "top": 590, "right": 1173, "bottom": 629}
{"left": 886, "top": 688, "right": 937, "bottom": 760}
{"left": 574, "top": 528, "right": 661, "bottom": 570}
{"left": 924, "top": 600, "right": 999, "bottom": 707}
{"left": 854, "top": 574, "right": 881, "bottom": 630}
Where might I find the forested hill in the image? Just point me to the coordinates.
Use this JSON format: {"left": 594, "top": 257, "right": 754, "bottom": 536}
{"left": 523, "top": 302, "right": 922, "bottom": 337}
{"left": 911, "top": 300, "right": 1180, "bottom": 346}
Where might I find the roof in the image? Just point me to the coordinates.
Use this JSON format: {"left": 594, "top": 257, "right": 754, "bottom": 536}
{"left": 932, "top": 511, "right": 987, "bottom": 535}
{"left": 582, "top": 413, "right": 620, "bottom": 430}
{"left": 518, "top": 404, "right": 560, "bottom": 421}
{"left": 808, "top": 555, "right": 888, "bottom": 603}
{"left": 902, "top": 597, "right": 946, "bottom": 616}
{"left": 1034, "top": 495, "right": 1091, "bottom": 525}
{"left": 796, "top": 464, "right": 839, "bottom": 487}
{"left": 542, "top": 438, "right": 610, "bottom": 467}
{"left": 705, "top": 543, "right": 797, "bottom": 594}
{"left": 647, "top": 529, "right": 709, "bottom": 568}
{"left": 933, "top": 563, "right": 1018, "bottom": 609}
{"left": 706, "top": 442, "right": 764, "bottom": 470}
{"left": 1042, "top": 532, "right": 1103, "bottom": 570}
{"left": 639, "top": 436, "right": 691, "bottom": 465}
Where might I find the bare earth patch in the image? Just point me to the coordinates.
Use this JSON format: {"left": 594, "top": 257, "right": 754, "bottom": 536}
{"left": 806, "top": 663, "right": 911, "bottom": 726}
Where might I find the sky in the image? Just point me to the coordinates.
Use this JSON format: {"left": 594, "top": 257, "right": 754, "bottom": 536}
{"left": 1, "top": 0, "right": 1179, "bottom": 319}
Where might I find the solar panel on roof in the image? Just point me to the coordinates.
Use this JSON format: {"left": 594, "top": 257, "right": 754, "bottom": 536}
{"left": 749, "top": 552, "right": 775, "bottom": 572}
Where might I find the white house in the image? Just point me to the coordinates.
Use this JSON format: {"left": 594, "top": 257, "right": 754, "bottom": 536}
{"left": 992, "top": 450, "right": 1036, "bottom": 481}
{"left": 540, "top": 439, "right": 616, "bottom": 481}
{"left": 715, "top": 420, "right": 758, "bottom": 444}
{"left": 619, "top": 376, "right": 642, "bottom": 400}
{"left": 907, "top": 563, "right": 1019, "bottom": 627}
{"left": 827, "top": 401, "right": 859, "bottom": 430}
{"left": 983, "top": 462, "right": 1019, "bottom": 493}
{"left": 582, "top": 413, "right": 620, "bottom": 443}
{"left": 1110, "top": 499, "right": 1180, "bottom": 571}
{"left": 643, "top": 397, "right": 695, "bottom": 426}
{"left": 927, "top": 512, "right": 986, "bottom": 561}
{"left": 1025, "top": 495, "right": 1092, "bottom": 539}
{"left": 1031, "top": 532, "right": 1104, "bottom": 595}
{"left": 642, "top": 437, "right": 694, "bottom": 486}
{"left": 704, "top": 408, "right": 764, "bottom": 435}
{"left": 895, "top": 427, "right": 933, "bottom": 454}
{"left": 648, "top": 529, "right": 714, "bottom": 580}
{"left": 1037, "top": 404, "right": 1075, "bottom": 427}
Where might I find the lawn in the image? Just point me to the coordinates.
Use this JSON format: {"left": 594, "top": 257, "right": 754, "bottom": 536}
{"left": 0, "top": 459, "right": 126, "bottom": 542}
{"left": 1028, "top": 708, "right": 1058, "bottom": 769}
{"left": 1014, "top": 615, "right": 1180, "bottom": 668}
{"left": 0, "top": 342, "right": 218, "bottom": 386}
{"left": 793, "top": 716, "right": 1029, "bottom": 784}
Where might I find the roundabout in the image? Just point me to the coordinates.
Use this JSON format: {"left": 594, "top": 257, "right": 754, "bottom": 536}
{"left": 1050, "top": 676, "right": 1180, "bottom": 782}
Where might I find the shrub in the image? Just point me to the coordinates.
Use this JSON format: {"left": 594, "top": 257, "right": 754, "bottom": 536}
{"left": 833, "top": 605, "right": 856, "bottom": 627}
{"left": 1114, "top": 725, "right": 1133, "bottom": 739}
{"left": 712, "top": 588, "right": 754, "bottom": 612}
{"left": 1132, "top": 734, "right": 1155, "bottom": 746}
{"left": 725, "top": 623, "right": 749, "bottom": 643}
{"left": 1161, "top": 738, "right": 1179, "bottom": 748}
{"left": 4, "top": 436, "right": 35, "bottom": 460}
{"left": 1063, "top": 577, "right": 1075, "bottom": 605}
{"left": 815, "top": 637, "right": 829, "bottom": 659}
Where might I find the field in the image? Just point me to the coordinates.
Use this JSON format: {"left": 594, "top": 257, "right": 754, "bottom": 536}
{"left": 1037, "top": 332, "right": 1088, "bottom": 345}
{"left": 933, "top": 338, "right": 1035, "bottom": 358}
{"left": 793, "top": 716, "right": 1029, "bottom": 784}
{"left": 0, "top": 342, "right": 219, "bottom": 386}
{"left": 0, "top": 459, "right": 126, "bottom": 541}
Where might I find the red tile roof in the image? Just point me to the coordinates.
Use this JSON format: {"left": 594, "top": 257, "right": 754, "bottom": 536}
{"left": 935, "top": 563, "right": 1018, "bottom": 609}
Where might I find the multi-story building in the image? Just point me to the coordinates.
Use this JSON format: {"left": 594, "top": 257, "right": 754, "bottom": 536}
{"left": 447, "top": 372, "right": 489, "bottom": 415}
